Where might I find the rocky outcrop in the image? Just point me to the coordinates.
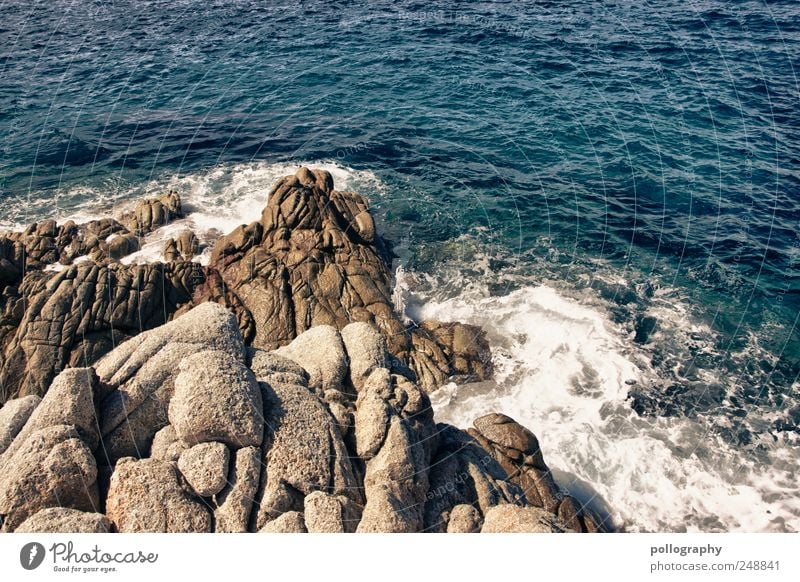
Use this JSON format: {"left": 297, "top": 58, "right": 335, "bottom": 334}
{"left": 121, "top": 192, "right": 183, "bottom": 236}
{"left": 0, "top": 169, "right": 491, "bottom": 406}
{"left": 0, "top": 168, "right": 613, "bottom": 534}
{"left": 469, "top": 413, "right": 608, "bottom": 533}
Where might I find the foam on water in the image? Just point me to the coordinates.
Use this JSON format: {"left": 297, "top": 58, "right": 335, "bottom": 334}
{"left": 414, "top": 281, "right": 800, "bottom": 532}
{"left": 18, "top": 160, "right": 384, "bottom": 265}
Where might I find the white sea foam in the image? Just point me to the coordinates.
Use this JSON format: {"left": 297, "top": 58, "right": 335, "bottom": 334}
{"left": 417, "top": 282, "right": 800, "bottom": 532}
{"left": 39, "top": 160, "right": 384, "bottom": 265}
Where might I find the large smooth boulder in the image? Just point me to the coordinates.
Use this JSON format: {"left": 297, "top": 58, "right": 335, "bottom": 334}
{"left": 341, "top": 322, "right": 387, "bottom": 392}
{"left": 106, "top": 457, "right": 212, "bottom": 533}
{"left": 169, "top": 350, "right": 263, "bottom": 448}
{"left": 274, "top": 326, "right": 347, "bottom": 392}
{"left": 96, "top": 302, "right": 246, "bottom": 462}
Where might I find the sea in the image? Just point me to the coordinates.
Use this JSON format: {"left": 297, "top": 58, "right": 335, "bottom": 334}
{"left": 1, "top": 0, "right": 798, "bottom": 532}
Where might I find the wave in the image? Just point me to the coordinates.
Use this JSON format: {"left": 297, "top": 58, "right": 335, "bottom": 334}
{"left": 407, "top": 275, "right": 800, "bottom": 532}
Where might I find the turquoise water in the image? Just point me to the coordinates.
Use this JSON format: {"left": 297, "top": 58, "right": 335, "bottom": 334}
{"left": 1, "top": 0, "right": 798, "bottom": 531}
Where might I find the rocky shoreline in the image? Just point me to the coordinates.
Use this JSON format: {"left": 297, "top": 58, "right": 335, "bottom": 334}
{"left": 0, "top": 167, "right": 609, "bottom": 533}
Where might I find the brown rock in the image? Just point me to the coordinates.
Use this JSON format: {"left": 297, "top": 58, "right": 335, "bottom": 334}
{"left": 355, "top": 369, "right": 437, "bottom": 532}
{"left": 303, "top": 491, "right": 361, "bottom": 533}
{"left": 149, "top": 425, "right": 187, "bottom": 462}
{"left": 446, "top": 504, "right": 482, "bottom": 533}
{"left": 254, "top": 380, "right": 361, "bottom": 529}
{"left": 259, "top": 511, "right": 306, "bottom": 533}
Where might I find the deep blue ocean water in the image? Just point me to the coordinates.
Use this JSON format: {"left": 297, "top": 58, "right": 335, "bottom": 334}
{"left": 1, "top": 0, "right": 798, "bottom": 531}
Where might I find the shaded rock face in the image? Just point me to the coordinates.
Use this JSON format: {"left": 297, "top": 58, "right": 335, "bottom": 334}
{"left": 423, "top": 424, "right": 526, "bottom": 533}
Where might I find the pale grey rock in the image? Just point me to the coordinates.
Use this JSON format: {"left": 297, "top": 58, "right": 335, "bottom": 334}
{"left": 149, "top": 425, "right": 187, "bottom": 462}
{"left": 341, "top": 322, "right": 387, "bottom": 392}
{"left": 254, "top": 381, "right": 361, "bottom": 529}
{"left": 304, "top": 491, "right": 361, "bottom": 533}
{"left": 96, "top": 302, "right": 246, "bottom": 462}
{"left": 0, "top": 395, "right": 40, "bottom": 455}
{"left": 178, "top": 442, "right": 230, "bottom": 497}
{"left": 259, "top": 511, "right": 307, "bottom": 533}
{"left": 106, "top": 457, "right": 212, "bottom": 533}
{"left": 0, "top": 368, "right": 99, "bottom": 466}
{"left": 169, "top": 350, "right": 263, "bottom": 448}
{"left": 214, "top": 446, "right": 261, "bottom": 533}
{"left": 355, "top": 369, "right": 437, "bottom": 533}
{"left": 446, "top": 504, "right": 482, "bottom": 533}
{"left": 16, "top": 507, "right": 111, "bottom": 533}
{"left": 0, "top": 425, "right": 99, "bottom": 532}
{"left": 481, "top": 504, "right": 572, "bottom": 533}
{"left": 247, "top": 349, "right": 308, "bottom": 385}
{"left": 274, "top": 325, "right": 347, "bottom": 392}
